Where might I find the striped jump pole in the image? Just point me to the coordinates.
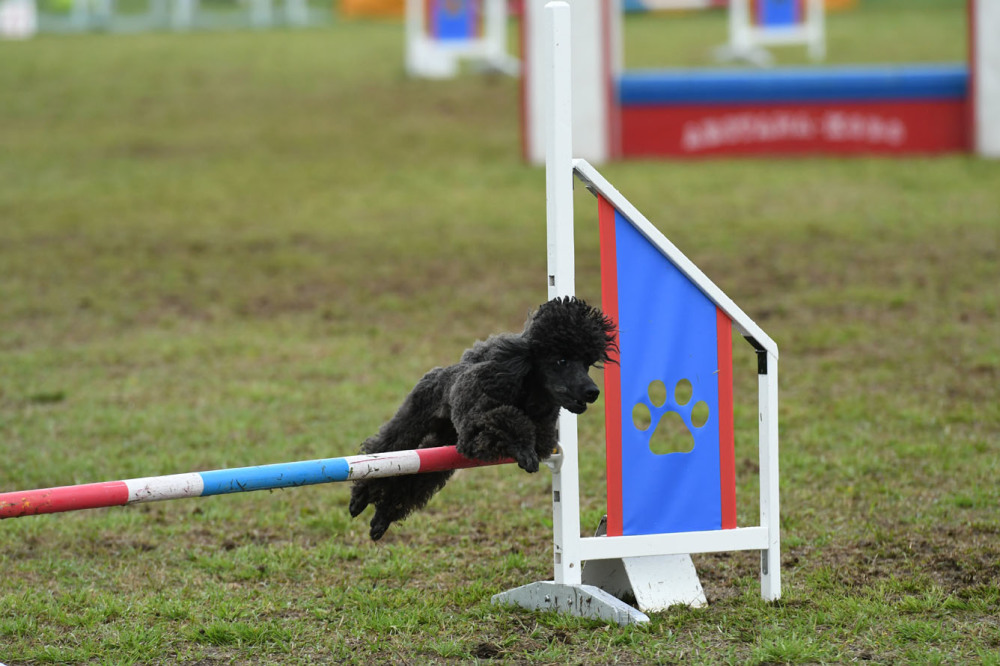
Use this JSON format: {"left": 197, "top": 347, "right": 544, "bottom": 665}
{"left": 0, "top": 446, "right": 512, "bottom": 520}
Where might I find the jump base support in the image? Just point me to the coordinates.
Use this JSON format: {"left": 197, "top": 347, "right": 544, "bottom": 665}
{"left": 491, "top": 582, "right": 650, "bottom": 626}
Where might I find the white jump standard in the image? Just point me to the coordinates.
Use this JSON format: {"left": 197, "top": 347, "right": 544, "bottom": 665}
{"left": 492, "top": 0, "right": 780, "bottom": 625}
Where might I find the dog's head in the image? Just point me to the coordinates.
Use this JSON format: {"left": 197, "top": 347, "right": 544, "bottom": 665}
{"left": 522, "top": 297, "right": 618, "bottom": 414}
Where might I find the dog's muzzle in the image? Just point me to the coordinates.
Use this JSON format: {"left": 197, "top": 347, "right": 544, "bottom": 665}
{"left": 563, "top": 386, "right": 600, "bottom": 414}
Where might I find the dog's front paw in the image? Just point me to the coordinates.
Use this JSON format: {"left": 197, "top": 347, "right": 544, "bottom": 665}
{"left": 512, "top": 448, "right": 540, "bottom": 473}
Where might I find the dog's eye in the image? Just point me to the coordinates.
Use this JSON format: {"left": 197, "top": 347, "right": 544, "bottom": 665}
{"left": 556, "top": 359, "right": 567, "bottom": 366}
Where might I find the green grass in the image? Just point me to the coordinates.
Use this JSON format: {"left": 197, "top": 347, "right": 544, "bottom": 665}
{"left": 2, "top": 2, "right": 999, "bottom": 663}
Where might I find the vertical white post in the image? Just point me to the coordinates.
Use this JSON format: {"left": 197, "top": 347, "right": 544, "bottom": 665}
{"left": 758, "top": 351, "right": 781, "bottom": 600}
{"left": 973, "top": 0, "right": 1000, "bottom": 158}
{"left": 728, "top": 0, "right": 751, "bottom": 57}
{"left": 0, "top": 0, "right": 37, "bottom": 38}
{"left": 285, "top": 0, "right": 308, "bottom": 26}
{"left": 95, "top": 0, "right": 112, "bottom": 26}
{"left": 524, "top": 0, "right": 613, "bottom": 165}
{"left": 149, "top": 0, "right": 167, "bottom": 26}
{"left": 544, "top": 0, "right": 583, "bottom": 587}
{"left": 807, "top": 0, "right": 825, "bottom": 61}
{"left": 171, "top": 0, "right": 196, "bottom": 30}
{"left": 250, "top": 0, "right": 272, "bottom": 28}
{"left": 484, "top": 0, "right": 505, "bottom": 68}
{"left": 71, "top": 0, "right": 88, "bottom": 29}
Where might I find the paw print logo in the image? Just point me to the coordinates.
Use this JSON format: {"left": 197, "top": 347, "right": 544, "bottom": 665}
{"left": 631, "top": 379, "right": 711, "bottom": 455}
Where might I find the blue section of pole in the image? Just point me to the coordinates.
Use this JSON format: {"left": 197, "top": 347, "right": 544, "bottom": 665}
{"left": 198, "top": 458, "right": 352, "bottom": 496}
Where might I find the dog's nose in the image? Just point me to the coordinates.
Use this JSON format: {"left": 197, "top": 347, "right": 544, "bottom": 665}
{"left": 584, "top": 386, "right": 600, "bottom": 403}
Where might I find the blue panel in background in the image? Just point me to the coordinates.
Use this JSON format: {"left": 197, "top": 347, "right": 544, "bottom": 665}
{"left": 432, "top": 0, "right": 477, "bottom": 42}
{"left": 614, "top": 210, "right": 722, "bottom": 535}
{"left": 758, "top": 0, "right": 799, "bottom": 27}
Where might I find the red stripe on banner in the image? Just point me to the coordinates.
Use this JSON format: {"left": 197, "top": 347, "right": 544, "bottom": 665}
{"left": 0, "top": 481, "right": 130, "bottom": 519}
{"left": 621, "top": 99, "right": 970, "bottom": 158}
{"left": 416, "top": 446, "right": 513, "bottom": 474}
{"left": 716, "top": 308, "right": 737, "bottom": 530}
{"left": 599, "top": 194, "right": 623, "bottom": 537}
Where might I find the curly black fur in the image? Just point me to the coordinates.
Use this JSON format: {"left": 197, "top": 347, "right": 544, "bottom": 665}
{"left": 348, "top": 296, "right": 617, "bottom": 541}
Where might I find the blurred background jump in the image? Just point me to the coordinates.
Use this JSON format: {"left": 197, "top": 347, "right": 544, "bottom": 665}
{"left": 718, "top": 0, "right": 826, "bottom": 66}
{"left": 521, "top": 0, "right": 1000, "bottom": 162}
{"left": 4, "top": 0, "right": 321, "bottom": 34}
{"left": 406, "top": 0, "right": 519, "bottom": 78}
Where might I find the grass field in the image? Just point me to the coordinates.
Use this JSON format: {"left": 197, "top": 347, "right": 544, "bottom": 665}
{"left": 2, "top": 1, "right": 998, "bottom": 663}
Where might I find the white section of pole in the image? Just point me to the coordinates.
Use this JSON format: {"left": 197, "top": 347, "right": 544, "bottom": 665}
{"left": 544, "top": 0, "right": 583, "bottom": 587}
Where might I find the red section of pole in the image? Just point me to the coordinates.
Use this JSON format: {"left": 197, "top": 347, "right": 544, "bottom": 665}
{"left": 0, "top": 481, "right": 130, "bottom": 519}
{"left": 416, "top": 446, "right": 514, "bottom": 473}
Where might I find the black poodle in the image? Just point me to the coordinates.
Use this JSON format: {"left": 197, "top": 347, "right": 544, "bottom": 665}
{"left": 349, "top": 296, "right": 617, "bottom": 541}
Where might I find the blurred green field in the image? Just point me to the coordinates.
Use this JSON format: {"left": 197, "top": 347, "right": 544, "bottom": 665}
{"left": 1, "top": 2, "right": 998, "bottom": 663}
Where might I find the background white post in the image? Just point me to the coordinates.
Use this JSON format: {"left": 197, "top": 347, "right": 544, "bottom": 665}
{"left": 483, "top": 0, "right": 507, "bottom": 72}
{"left": 544, "top": 0, "right": 583, "bottom": 587}
{"left": 524, "top": 0, "right": 616, "bottom": 165}
{"left": 0, "top": 0, "right": 37, "bottom": 38}
{"left": 728, "top": 0, "right": 752, "bottom": 58}
{"left": 171, "top": 0, "right": 196, "bottom": 30}
{"left": 973, "top": 0, "right": 1000, "bottom": 158}
{"left": 285, "top": 0, "right": 308, "bottom": 26}
{"left": 759, "top": 351, "right": 781, "bottom": 600}
{"left": 71, "top": 0, "right": 88, "bottom": 29}
{"left": 250, "top": 0, "right": 272, "bottom": 28}
{"left": 807, "top": 0, "right": 825, "bottom": 61}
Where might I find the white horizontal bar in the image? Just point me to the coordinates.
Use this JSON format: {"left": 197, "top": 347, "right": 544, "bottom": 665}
{"left": 579, "top": 526, "right": 769, "bottom": 561}
{"left": 750, "top": 28, "right": 816, "bottom": 45}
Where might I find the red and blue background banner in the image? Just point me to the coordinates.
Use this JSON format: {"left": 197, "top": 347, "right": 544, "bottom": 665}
{"left": 618, "top": 64, "right": 970, "bottom": 157}
{"left": 426, "top": 0, "right": 482, "bottom": 41}
{"left": 599, "top": 196, "right": 737, "bottom": 537}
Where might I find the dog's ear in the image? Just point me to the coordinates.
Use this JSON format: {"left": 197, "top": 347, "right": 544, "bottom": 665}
{"left": 491, "top": 335, "right": 533, "bottom": 382}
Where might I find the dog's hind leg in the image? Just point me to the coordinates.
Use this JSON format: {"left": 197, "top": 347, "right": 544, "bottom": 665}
{"left": 348, "top": 480, "right": 372, "bottom": 518}
{"left": 351, "top": 369, "right": 463, "bottom": 540}
{"left": 367, "top": 469, "right": 454, "bottom": 541}
{"left": 348, "top": 371, "right": 444, "bottom": 521}
{"left": 363, "top": 419, "right": 458, "bottom": 540}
